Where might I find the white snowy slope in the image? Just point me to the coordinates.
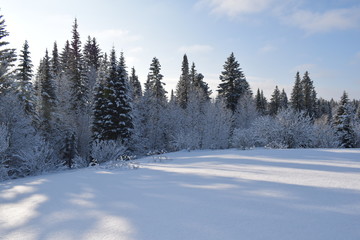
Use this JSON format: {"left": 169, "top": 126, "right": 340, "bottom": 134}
{"left": 1, "top": 148, "right": 360, "bottom": 240}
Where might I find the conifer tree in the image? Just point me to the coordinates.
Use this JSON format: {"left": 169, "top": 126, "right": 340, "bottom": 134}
{"left": 0, "top": 13, "right": 16, "bottom": 94}
{"left": 291, "top": 72, "right": 304, "bottom": 112}
{"left": 255, "top": 88, "right": 267, "bottom": 115}
{"left": 129, "top": 67, "right": 142, "bottom": 100}
{"left": 147, "top": 57, "right": 167, "bottom": 103}
{"left": 279, "top": 88, "right": 288, "bottom": 109}
{"left": 218, "top": 52, "right": 250, "bottom": 113}
{"left": 176, "top": 54, "right": 191, "bottom": 108}
{"left": 16, "top": 40, "right": 35, "bottom": 114}
{"left": 69, "top": 18, "right": 86, "bottom": 111}
{"left": 92, "top": 53, "right": 108, "bottom": 140}
{"left": 333, "top": 91, "right": 355, "bottom": 148}
{"left": 301, "top": 71, "right": 317, "bottom": 117}
{"left": 60, "top": 40, "right": 71, "bottom": 72}
{"left": 38, "top": 50, "right": 56, "bottom": 133}
{"left": 269, "top": 86, "right": 281, "bottom": 116}
{"left": 51, "top": 42, "right": 61, "bottom": 78}
{"left": 191, "top": 62, "right": 212, "bottom": 100}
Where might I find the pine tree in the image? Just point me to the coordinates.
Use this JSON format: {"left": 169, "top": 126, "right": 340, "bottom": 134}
{"left": 129, "top": 67, "right": 142, "bottom": 100}
{"left": 92, "top": 53, "right": 108, "bottom": 140}
{"left": 333, "top": 91, "right": 355, "bottom": 148}
{"left": 269, "top": 86, "right": 281, "bottom": 116}
{"left": 69, "top": 18, "right": 86, "bottom": 111}
{"left": 176, "top": 54, "right": 191, "bottom": 109}
{"left": 191, "top": 62, "right": 212, "bottom": 100}
{"left": 279, "top": 88, "right": 288, "bottom": 109}
{"left": 38, "top": 50, "right": 56, "bottom": 133}
{"left": 218, "top": 52, "right": 250, "bottom": 113}
{"left": 291, "top": 72, "right": 304, "bottom": 112}
{"left": 0, "top": 13, "right": 16, "bottom": 94}
{"left": 16, "top": 40, "right": 35, "bottom": 114}
{"left": 51, "top": 42, "right": 61, "bottom": 78}
{"left": 255, "top": 88, "right": 267, "bottom": 115}
{"left": 301, "top": 71, "right": 317, "bottom": 117}
{"left": 60, "top": 40, "right": 71, "bottom": 72}
{"left": 98, "top": 49, "right": 133, "bottom": 145}
{"left": 147, "top": 57, "right": 167, "bottom": 103}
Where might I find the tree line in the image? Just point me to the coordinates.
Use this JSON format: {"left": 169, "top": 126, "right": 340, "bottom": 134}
{"left": 0, "top": 14, "right": 359, "bottom": 180}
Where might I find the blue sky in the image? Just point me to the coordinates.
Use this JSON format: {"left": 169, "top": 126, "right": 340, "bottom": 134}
{"left": 1, "top": 0, "right": 359, "bottom": 100}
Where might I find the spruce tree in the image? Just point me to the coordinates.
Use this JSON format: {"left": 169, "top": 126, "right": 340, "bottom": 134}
{"left": 38, "top": 50, "right": 56, "bottom": 133}
{"left": 0, "top": 13, "right": 16, "bottom": 94}
{"left": 290, "top": 72, "right": 304, "bottom": 112}
{"left": 301, "top": 71, "right": 317, "bottom": 117}
{"left": 191, "top": 62, "right": 212, "bottom": 100}
{"left": 147, "top": 57, "right": 167, "bottom": 103}
{"left": 255, "top": 88, "right": 267, "bottom": 115}
{"left": 176, "top": 54, "right": 191, "bottom": 109}
{"left": 217, "top": 52, "right": 250, "bottom": 112}
{"left": 16, "top": 40, "right": 35, "bottom": 114}
{"left": 333, "top": 91, "right": 355, "bottom": 148}
{"left": 279, "top": 88, "right": 288, "bottom": 109}
{"left": 269, "top": 86, "right": 281, "bottom": 116}
{"left": 51, "top": 42, "right": 61, "bottom": 78}
{"left": 129, "top": 67, "right": 142, "bottom": 100}
{"left": 92, "top": 53, "right": 108, "bottom": 140}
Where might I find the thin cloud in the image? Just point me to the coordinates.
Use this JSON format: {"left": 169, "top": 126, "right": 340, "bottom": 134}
{"left": 287, "top": 7, "right": 360, "bottom": 34}
{"left": 198, "top": 0, "right": 360, "bottom": 34}
{"left": 178, "top": 44, "right": 214, "bottom": 53}
{"left": 258, "top": 44, "right": 277, "bottom": 54}
{"left": 198, "top": 0, "right": 274, "bottom": 16}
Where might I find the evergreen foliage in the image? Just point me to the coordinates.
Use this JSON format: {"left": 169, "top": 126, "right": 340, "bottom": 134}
{"left": 333, "top": 92, "right": 355, "bottom": 148}
{"left": 290, "top": 72, "right": 304, "bottom": 112}
{"left": 16, "top": 40, "right": 35, "bottom": 114}
{"left": 269, "top": 86, "right": 281, "bottom": 116}
{"left": 218, "top": 52, "right": 250, "bottom": 112}
{"left": 0, "top": 13, "right": 16, "bottom": 94}
{"left": 176, "top": 54, "right": 191, "bottom": 109}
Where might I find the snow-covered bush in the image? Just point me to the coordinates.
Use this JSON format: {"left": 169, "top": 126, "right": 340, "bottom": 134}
{"left": 231, "top": 128, "right": 255, "bottom": 150}
{"left": 252, "top": 109, "right": 315, "bottom": 148}
{"left": 0, "top": 124, "right": 9, "bottom": 154}
{"left": 91, "top": 140, "right": 126, "bottom": 164}
{"left": 313, "top": 117, "right": 339, "bottom": 148}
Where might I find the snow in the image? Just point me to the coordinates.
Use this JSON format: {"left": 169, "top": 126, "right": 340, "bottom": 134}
{"left": 1, "top": 148, "right": 360, "bottom": 240}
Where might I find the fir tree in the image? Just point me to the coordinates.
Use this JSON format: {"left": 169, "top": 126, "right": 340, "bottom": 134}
{"left": 129, "top": 67, "right": 142, "bottom": 100}
{"left": 69, "top": 18, "right": 86, "bottom": 110}
{"left": 191, "top": 62, "right": 212, "bottom": 100}
{"left": 269, "top": 86, "right": 281, "bottom": 116}
{"left": 255, "top": 88, "right": 267, "bottom": 115}
{"left": 38, "top": 50, "right": 56, "bottom": 133}
{"left": 291, "top": 72, "right": 304, "bottom": 112}
{"left": 333, "top": 91, "right": 355, "bottom": 148}
{"left": 147, "top": 57, "right": 167, "bottom": 104}
{"left": 60, "top": 40, "right": 71, "bottom": 72}
{"left": 176, "top": 54, "right": 190, "bottom": 109}
{"left": 51, "top": 42, "right": 61, "bottom": 78}
{"left": 301, "top": 71, "right": 317, "bottom": 117}
{"left": 279, "top": 88, "right": 288, "bottom": 109}
{"left": 92, "top": 53, "right": 108, "bottom": 140}
{"left": 0, "top": 13, "right": 16, "bottom": 94}
{"left": 98, "top": 49, "right": 133, "bottom": 144}
{"left": 217, "top": 52, "right": 250, "bottom": 113}
{"left": 16, "top": 40, "right": 35, "bottom": 114}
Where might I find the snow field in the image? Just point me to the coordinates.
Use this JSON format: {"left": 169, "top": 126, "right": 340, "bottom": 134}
{"left": 1, "top": 148, "right": 360, "bottom": 240}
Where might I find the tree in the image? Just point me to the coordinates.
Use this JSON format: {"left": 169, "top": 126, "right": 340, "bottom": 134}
{"left": 0, "top": 13, "right": 16, "bottom": 94}
{"left": 279, "top": 88, "right": 288, "bottom": 109}
{"left": 301, "top": 71, "right": 317, "bottom": 117}
{"left": 129, "top": 67, "right": 142, "bottom": 100}
{"left": 96, "top": 49, "right": 133, "bottom": 146}
{"left": 290, "top": 72, "right": 304, "bottom": 112}
{"left": 51, "top": 42, "right": 61, "bottom": 78}
{"left": 269, "top": 86, "right": 281, "bottom": 116}
{"left": 38, "top": 50, "right": 57, "bottom": 132}
{"left": 217, "top": 52, "right": 250, "bottom": 113}
{"left": 255, "top": 88, "right": 267, "bottom": 115}
{"left": 191, "top": 62, "right": 212, "bottom": 100}
{"left": 176, "top": 54, "right": 191, "bottom": 108}
{"left": 333, "top": 91, "right": 355, "bottom": 148}
{"left": 16, "top": 40, "right": 35, "bottom": 114}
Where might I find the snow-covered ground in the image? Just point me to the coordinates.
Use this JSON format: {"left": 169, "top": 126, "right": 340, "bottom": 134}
{"left": 1, "top": 148, "right": 360, "bottom": 240}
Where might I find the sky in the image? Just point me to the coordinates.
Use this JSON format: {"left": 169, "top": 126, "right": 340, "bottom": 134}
{"left": 1, "top": 0, "right": 359, "bottom": 100}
